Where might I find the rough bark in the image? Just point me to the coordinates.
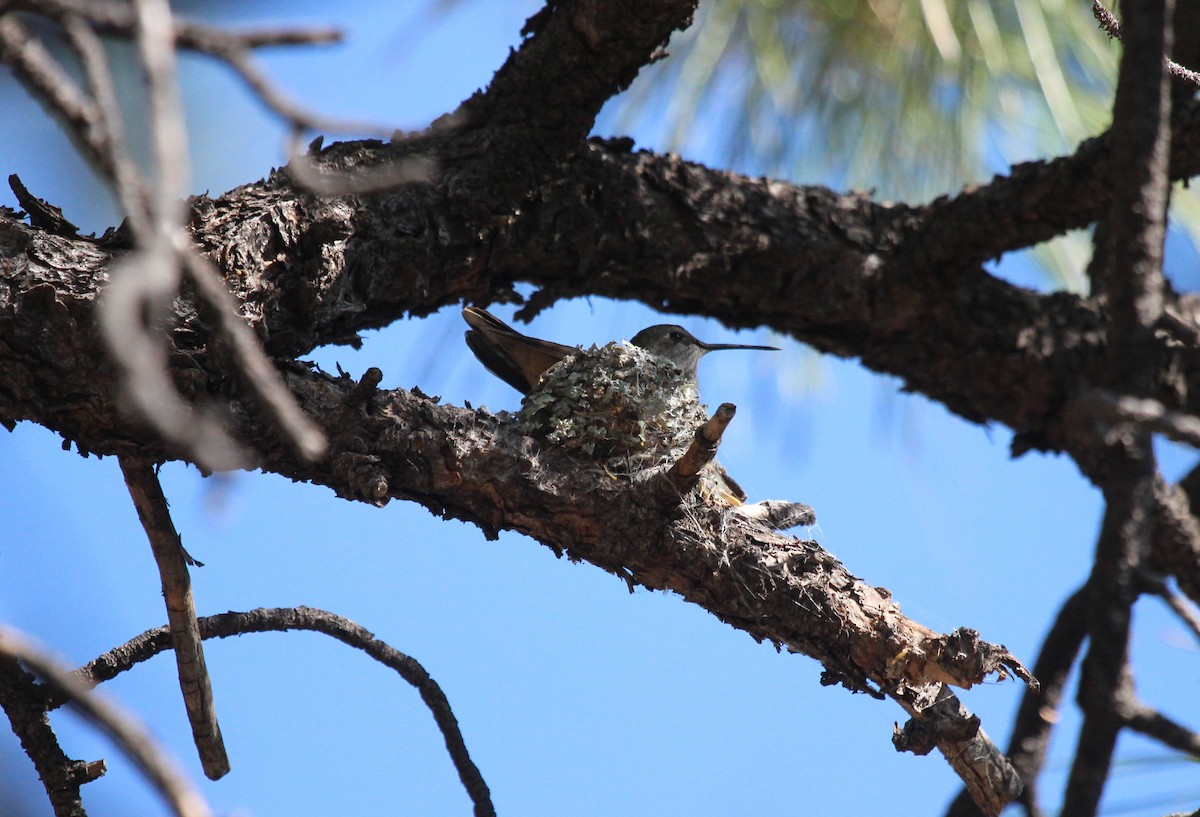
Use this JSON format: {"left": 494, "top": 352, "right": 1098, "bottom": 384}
{"left": 4, "top": 0, "right": 1200, "bottom": 813}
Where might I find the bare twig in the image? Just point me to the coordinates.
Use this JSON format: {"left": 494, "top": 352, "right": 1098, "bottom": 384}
{"left": 135, "top": 0, "right": 187, "bottom": 233}
{"left": 1121, "top": 698, "right": 1200, "bottom": 755}
{"left": 6, "top": 0, "right": 342, "bottom": 50}
{"left": 56, "top": 8, "right": 151, "bottom": 227}
{"left": 7, "top": 0, "right": 389, "bottom": 136}
{"left": 0, "top": 655, "right": 97, "bottom": 817}
{"left": 119, "top": 457, "right": 230, "bottom": 780}
{"left": 68, "top": 607, "right": 496, "bottom": 817}
{"left": 0, "top": 14, "right": 114, "bottom": 177}
{"left": 663, "top": 402, "right": 735, "bottom": 495}
{"left": 7, "top": 173, "right": 79, "bottom": 236}
{"left": 2, "top": 0, "right": 327, "bottom": 466}
{"left": 182, "top": 251, "right": 326, "bottom": 461}
{"left": 1076, "top": 390, "right": 1200, "bottom": 449}
{"left": 1094, "top": 1, "right": 1200, "bottom": 88}
{"left": 0, "top": 624, "right": 213, "bottom": 817}
{"left": 1144, "top": 574, "right": 1200, "bottom": 644}
{"left": 213, "top": 44, "right": 388, "bottom": 136}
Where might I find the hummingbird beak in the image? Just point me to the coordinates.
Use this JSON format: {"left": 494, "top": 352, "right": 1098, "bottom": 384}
{"left": 697, "top": 340, "right": 780, "bottom": 353}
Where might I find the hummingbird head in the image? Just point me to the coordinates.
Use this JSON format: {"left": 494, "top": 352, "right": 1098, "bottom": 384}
{"left": 630, "top": 324, "right": 778, "bottom": 375}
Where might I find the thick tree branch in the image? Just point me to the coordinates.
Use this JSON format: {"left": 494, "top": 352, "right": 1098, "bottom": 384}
{"left": 195, "top": 106, "right": 1200, "bottom": 445}
{"left": 2, "top": 0, "right": 1197, "bottom": 811}
{"left": 5, "top": 90, "right": 1197, "bottom": 469}
{"left": 457, "top": 0, "right": 695, "bottom": 140}
{"left": 0, "top": 276, "right": 1033, "bottom": 807}
{"left": 1064, "top": 0, "right": 1173, "bottom": 813}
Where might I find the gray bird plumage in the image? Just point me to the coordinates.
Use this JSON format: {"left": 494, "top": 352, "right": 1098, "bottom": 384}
{"left": 463, "top": 307, "right": 777, "bottom": 394}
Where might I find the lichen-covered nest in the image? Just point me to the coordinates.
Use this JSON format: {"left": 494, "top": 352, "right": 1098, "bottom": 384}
{"left": 516, "top": 341, "right": 710, "bottom": 468}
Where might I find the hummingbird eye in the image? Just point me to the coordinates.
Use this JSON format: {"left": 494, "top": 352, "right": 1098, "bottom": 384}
{"left": 669, "top": 330, "right": 684, "bottom": 343}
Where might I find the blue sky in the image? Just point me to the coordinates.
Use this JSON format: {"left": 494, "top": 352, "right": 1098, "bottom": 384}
{"left": 2, "top": 2, "right": 1198, "bottom": 816}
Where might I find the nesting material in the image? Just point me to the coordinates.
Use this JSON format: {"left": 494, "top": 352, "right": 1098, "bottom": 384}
{"left": 517, "top": 341, "right": 740, "bottom": 503}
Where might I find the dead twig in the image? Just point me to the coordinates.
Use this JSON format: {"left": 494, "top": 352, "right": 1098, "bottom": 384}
{"left": 68, "top": 606, "right": 496, "bottom": 817}
{"left": 1093, "top": 1, "right": 1200, "bottom": 88}
{"left": 1076, "top": 390, "right": 1200, "bottom": 449}
{"left": 0, "top": 623, "right": 214, "bottom": 817}
{"left": 119, "top": 457, "right": 229, "bottom": 780}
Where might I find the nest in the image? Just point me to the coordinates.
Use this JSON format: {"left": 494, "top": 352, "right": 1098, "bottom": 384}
{"left": 516, "top": 341, "right": 711, "bottom": 471}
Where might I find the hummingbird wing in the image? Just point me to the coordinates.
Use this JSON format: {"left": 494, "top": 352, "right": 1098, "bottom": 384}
{"left": 462, "top": 307, "right": 576, "bottom": 394}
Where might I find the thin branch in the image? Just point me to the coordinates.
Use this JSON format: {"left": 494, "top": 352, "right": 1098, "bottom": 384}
{"left": 6, "top": 0, "right": 342, "bottom": 50}
{"left": 0, "top": 623, "right": 214, "bottom": 817}
{"left": 1094, "top": 1, "right": 1200, "bottom": 88}
{"left": 119, "top": 457, "right": 230, "bottom": 780}
{"left": 69, "top": 607, "right": 496, "bottom": 817}
{"left": 1077, "top": 390, "right": 1200, "bottom": 449}
{"left": 135, "top": 0, "right": 187, "bottom": 235}
{"left": 7, "top": 173, "right": 80, "bottom": 236}
{"left": 55, "top": 10, "right": 151, "bottom": 229}
{"left": 0, "top": 655, "right": 95, "bottom": 817}
{"left": 1145, "top": 574, "right": 1200, "bottom": 644}
{"left": 0, "top": 14, "right": 115, "bottom": 178}
{"left": 3, "top": 0, "right": 327, "bottom": 466}
{"left": 212, "top": 41, "right": 389, "bottom": 136}
{"left": 663, "top": 402, "right": 735, "bottom": 495}
{"left": 182, "top": 251, "right": 326, "bottom": 461}
{"left": 1121, "top": 698, "right": 1200, "bottom": 755}
{"left": 7, "top": 0, "right": 390, "bottom": 136}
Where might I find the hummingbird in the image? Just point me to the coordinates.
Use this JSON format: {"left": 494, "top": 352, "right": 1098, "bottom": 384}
{"left": 462, "top": 306, "right": 778, "bottom": 394}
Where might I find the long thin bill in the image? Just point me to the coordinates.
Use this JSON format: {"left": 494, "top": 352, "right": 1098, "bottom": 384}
{"left": 701, "top": 342, "right": 780, "bottom": 352}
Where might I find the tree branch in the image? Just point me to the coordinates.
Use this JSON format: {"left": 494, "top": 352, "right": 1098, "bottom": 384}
{"left": 0, "top": 655, "right": 97, "bottom": 817}
{"left": 1093, "top": 1, "right": 1200, "bottom": 88}
{"left": 1075, "top": 390, "right": 1200, "bottom": 449}
{"left": 11, "top": 336, "right": 1033, "bottom": 807}
{"left": 68, "top": 607, "right": 496, "bottom": 817}
{"left": 0, "top": 624, "right": 213, "bottom": 817}
{"left": 119, "top": 457, "right": 229, "bottom": 781}
{"left": 5, "top": 0, "right": 367, "bottom": 135}
{"left": 1064, "top": 0, "right": 1173, "bottom": 812}
{"left": 1120, "top": 698, "right": 1200, "bottom": 755}
{"left": 945, "top": 586, "right": 1090, "bottom": 817}
{"left": 1152, "top": 479, "right": 1200, "bottom": 606}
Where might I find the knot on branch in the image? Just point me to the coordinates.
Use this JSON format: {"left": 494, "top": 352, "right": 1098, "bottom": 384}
{"left": 331, "top": 451, "right": 390, "bottom": 505}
